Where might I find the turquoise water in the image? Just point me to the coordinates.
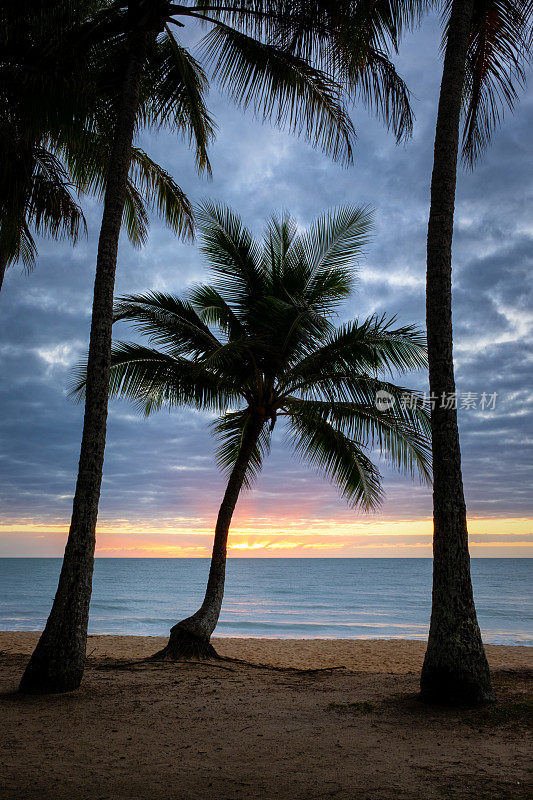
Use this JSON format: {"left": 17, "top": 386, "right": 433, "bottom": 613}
{"left": 0, "top": 558, "right": 530, "bottom": 645}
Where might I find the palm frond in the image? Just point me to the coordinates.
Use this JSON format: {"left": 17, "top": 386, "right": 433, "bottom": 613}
{"left": 189, "top": 283, "right": 247, "bottom": 339}
{"left": 296, "top": 204, "right": 373, "bottom": 309}
{"left": 128, "top": 148, "right": 195, "bottom": 240}
{"left": 262, "top": 210, "right": 299, "bottom": 281}
{"left": 113, "top": 292, "right": 222, "bottom": 358}
{"left": 200, "top": 0, "right": 419, "bottom": 142}
{"left": 347, "top": 47, "right": 414, "bottom": 143}
{"left": 440, "top": 0, "right": 532, "bottom": 164}
{"left": 122, "top": 179, "right": 149, "bottom": 247}
{"left": 249, "top": 293, "right": 331, "bottom": 372}
{"left": 195, "top": 201, "right": 265, "bottom": 310}
{"left": 70, "top": 342, "right": 236, "bottom": 416}
{"left": 287, "top": 408, "right": 384, "bottom": 510}
{"left": 30, "top": 147, "right": 87, "bottom": 244}
{"left": 0, "top": 140, "right": 87, "bottom": 269}
{"left": 198, "top": 22, "right": 355, "bottom": 164}
{"left": 282, "top": 315, "right": 427, "bottom": 393}
{"left": 142, "top": 26, "right": 214, "bottom": 173}
{"left": 0, "top": 217, "right": 37, "bottom": 270}
{"left": 361, "top": 314, "right": 428, "bottom": 373}
{"left": 284, "top": 396, "right": 432, "bottom": 482}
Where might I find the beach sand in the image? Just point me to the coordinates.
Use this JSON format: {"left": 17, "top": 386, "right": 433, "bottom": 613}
{"left": 1, "top": 630, "right": 532, "bottom": 672}
{"left": 1, "top": 632, "right": 531, "bottom": 799}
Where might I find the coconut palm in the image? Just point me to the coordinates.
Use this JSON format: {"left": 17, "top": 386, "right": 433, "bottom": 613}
{"left": 17, "top": 3, "right": 213, "bottom": 694}
{"left": 20, "top": 1, "right": 419, "bottom": 693}
{"left": 421, "top": 0, "right": 532, "bottom": 706}
{"left": 83, "top": 202, "right": 431, "bottom": 658}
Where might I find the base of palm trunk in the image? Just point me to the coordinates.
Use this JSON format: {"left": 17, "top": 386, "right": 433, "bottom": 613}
{"left": 149, "top": 626, "right": 219, "bottom": 661}
{"left": 420, "top": 658, "right": 494, "bottom": 707}
{"left": 19, "top": 650, "right": 84, "bottom": 694}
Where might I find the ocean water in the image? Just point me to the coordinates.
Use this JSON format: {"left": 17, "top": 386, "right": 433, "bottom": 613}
{"left": 0, "top": 558, "right": 531, "bottom": 645}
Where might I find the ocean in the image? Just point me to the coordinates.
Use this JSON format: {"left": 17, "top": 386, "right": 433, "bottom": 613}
{"left": 0, "top": 558, "right": 531, "bottom": 645}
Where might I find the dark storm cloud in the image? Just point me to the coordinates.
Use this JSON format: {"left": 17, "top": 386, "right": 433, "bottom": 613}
{"left": 0, "top": 16, "right": 531, "bottom": 548}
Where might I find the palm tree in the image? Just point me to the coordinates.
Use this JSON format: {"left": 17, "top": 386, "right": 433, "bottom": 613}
{"left": 17, "top": 2, "right": 213, "bottom": 694}
{"left": 86, "top": 202, "right": 432, "bottom": 658}
{"left": 20, "top": 1, "right": 418, "bottom": 693}
{"left": 421, "top": 0, "right": 531, "bottom": 706}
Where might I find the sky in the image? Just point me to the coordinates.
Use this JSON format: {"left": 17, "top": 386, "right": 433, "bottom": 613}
{"left": 0, "top": 15, "right": 532, "bottom": 558}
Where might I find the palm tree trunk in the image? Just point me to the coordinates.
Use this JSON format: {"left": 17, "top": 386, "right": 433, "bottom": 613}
{"left": 19, "top": 30, "right": 149, "bottom": 694}
{"left": 153, "top": 415, "right": 265, "bottom": 660}
{"left": 0, "top": 256, "right": 6, "bottom": 293}
{"left": 421, "top": 0, "right": 493, "bottom": 706}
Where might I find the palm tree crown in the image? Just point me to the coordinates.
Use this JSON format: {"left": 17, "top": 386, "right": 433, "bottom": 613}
{"left": 91, "top": 203, "right": 431, "bottom": 509}
{"left": 0, "top": 0, "right": 211, "bottom": 283}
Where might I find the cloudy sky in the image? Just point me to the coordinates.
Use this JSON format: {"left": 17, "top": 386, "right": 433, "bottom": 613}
{"left": 0, "top": 15, "right": 531, "bottom": 558}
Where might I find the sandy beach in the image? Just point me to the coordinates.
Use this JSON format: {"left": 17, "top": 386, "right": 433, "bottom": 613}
{"left": 1, "top": 633, "right": 531, "bottom": 800}
{"left": 1, "top": 630, "right": 532, "bottom": 672}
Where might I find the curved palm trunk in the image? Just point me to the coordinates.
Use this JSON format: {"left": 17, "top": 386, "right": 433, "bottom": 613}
{"left": 153, "top": 416, "right": 265, "bottom": 660}
{"left": 421, "top": 0, "right": 493, "bottom": 706}
{"left": 19, "top": 31, "right": 149, "bottom": 694}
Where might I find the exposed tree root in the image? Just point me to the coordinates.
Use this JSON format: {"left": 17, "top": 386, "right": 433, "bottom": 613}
{"left": 96, "top": 655, "right": 346, "bottom": 674}
{"left": 93, "top": 626, "right": 348, "bottom": 673}
{"left": 218, "top": 655, "right": 347, "bottom": 673}
{"left": 96, "top": 659, "right": 236, "bottom": 672}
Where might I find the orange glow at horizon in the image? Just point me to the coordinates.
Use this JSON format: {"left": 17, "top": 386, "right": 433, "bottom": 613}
{"left": 0, "top": 517, "right": 531, "bottom": 557}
